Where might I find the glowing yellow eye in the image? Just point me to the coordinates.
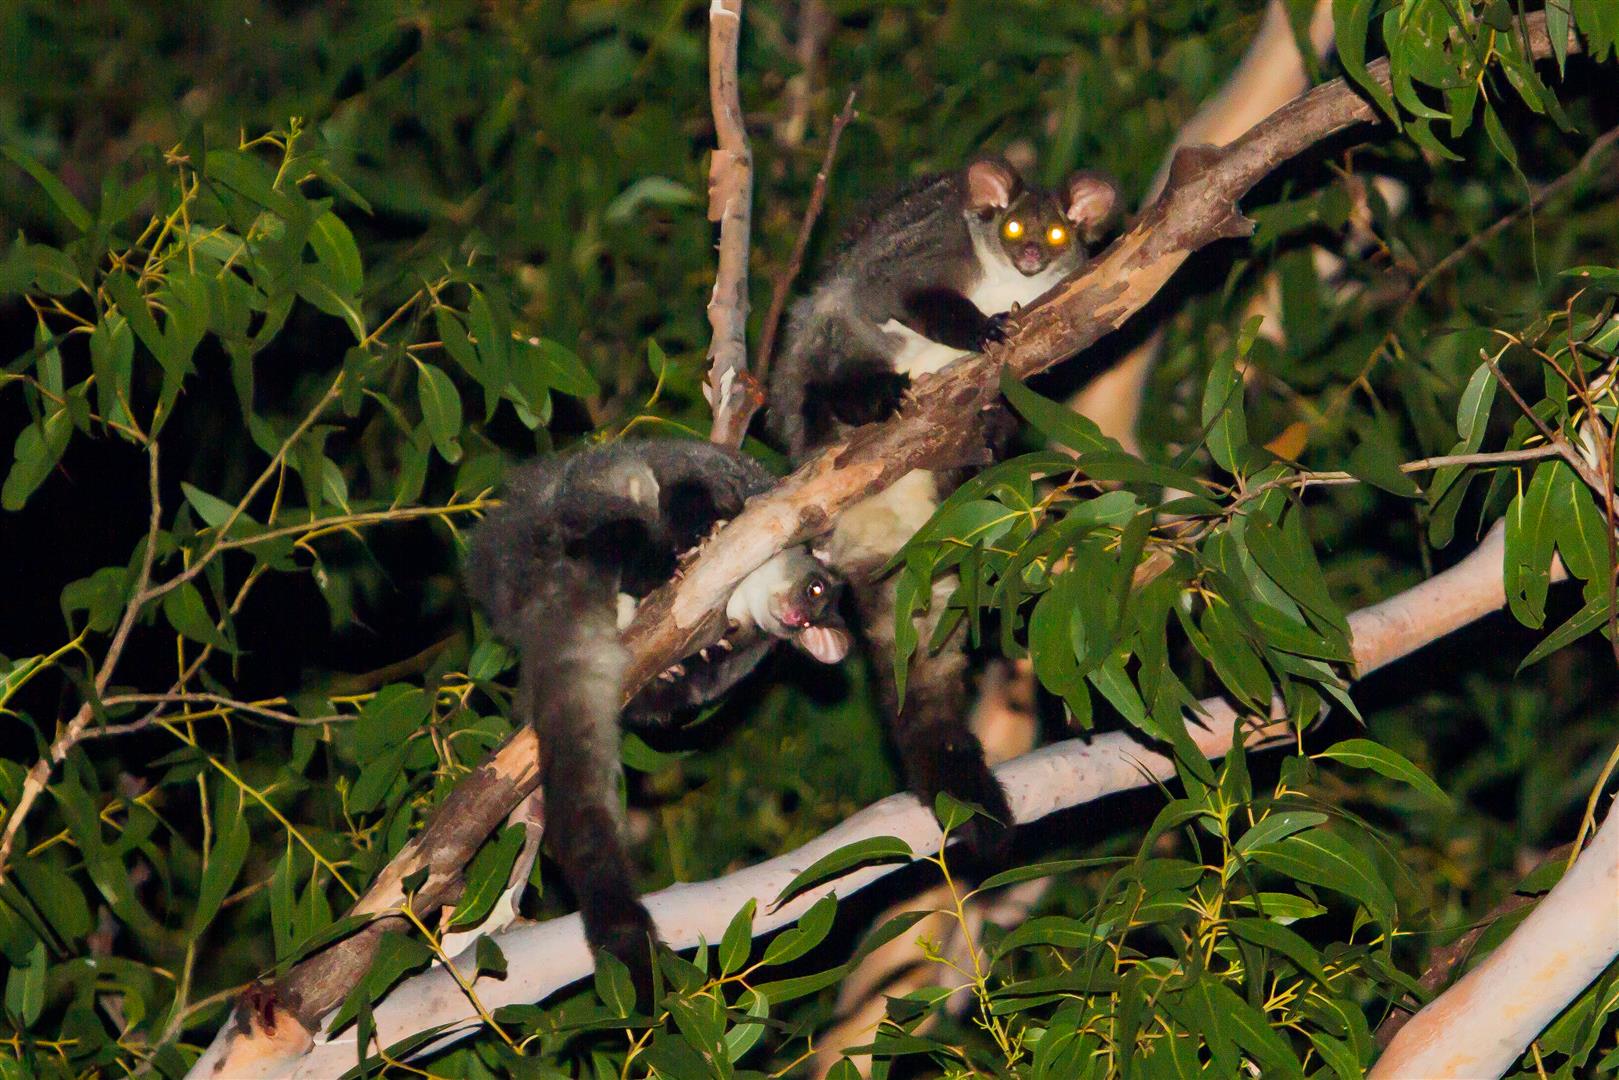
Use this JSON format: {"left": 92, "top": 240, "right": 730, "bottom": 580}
{"left": 1003, "top": 219, "right": 1023, "bottom": 239}
{"left": 1047, "top": 224, "right": 1068, "bottom": 245}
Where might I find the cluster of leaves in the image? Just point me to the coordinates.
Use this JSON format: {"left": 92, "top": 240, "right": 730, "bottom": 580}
{"left": 813, "top": 754, "right": 1461, "bottom": 1079}
{"left": 0, "top": 1, "right": 1616, "bottom": 1078}
{"left": 1494, "top": 302, "right": 1619, "bottom": 660}
{"left": 878, "top": 308, "right": 1619, "bottom": 1075}
{"left": 1337, "top": 0, "right": 1618, "bottom": 163}
{"left": 0, "top": 118, "right": 607, "bottom": 1076}
{"left": 895, "top": 359, "right": 1356, "bottom": 746}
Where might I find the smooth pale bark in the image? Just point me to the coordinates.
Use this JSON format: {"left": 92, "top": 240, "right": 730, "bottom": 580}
{"left": 1370, "top": 807, "right": 1619, "bottom": 1078}
{"left": 1074, "top": 0, "right": 1336, "bottom": 449}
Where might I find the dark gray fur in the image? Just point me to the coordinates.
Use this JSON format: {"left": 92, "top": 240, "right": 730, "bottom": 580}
{"left": 765, "top": 159, "right": 1117, "bottom": 862}
{"left": 768, "top": 170, "right": 987, "bottom": 458}
{"left": 463, "top": 439, "right": 820, "bottom": 998}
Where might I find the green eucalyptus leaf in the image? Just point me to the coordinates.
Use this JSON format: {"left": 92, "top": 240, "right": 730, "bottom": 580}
{"left": 2, "top": 145, "right": 92, "bottom": 231}
{"left": 718, "top": 898, "right": 756, "bottom": 975}
{"left": 310, "top": 212, "right": 363, "bottom": 296}
{"left": 416, "top": 361, "right": 464, "bottom": 463}
{"left": 1316, "top": 738, "right": 1450, "bottom": 804}
{"left": 1504, "top": 461, "right": 1559, "bottom": 628}
{"left": 161, "top": 582, "right": 234, "bottom": 652}
{"left": 1249, "top": 828, "right": 1397, "bottom": 926}
{"left": 447, "top": 825, "right": 527, "bottom": 930}
{"left": 772, "top": 836, "right": 913, "bottom": 907}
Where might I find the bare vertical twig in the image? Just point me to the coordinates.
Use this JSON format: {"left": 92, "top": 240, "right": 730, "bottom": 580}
{"left": 703, "top": 0, "right": 759, "bottom": 448}
{"left": 756, "top": 89, "right": 858, "bottom": 382}
{"left": 775, "top": 0, "right": 833, "bottom": 150}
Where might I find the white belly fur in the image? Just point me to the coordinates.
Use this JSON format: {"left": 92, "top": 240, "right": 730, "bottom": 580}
{"left": 970, "top": 259, "right": 1066, "bottom": 315}
{"left": 879, "top": 322, "right": 968, "bottom": 378}
{"left": 616, "top": 592, "right": 639, "bottom": 630}
{"left": 826, "top": 470, "right": 940, "bottom": 569}
{"left": 877, "top": 258, "right": 1067, "bottom": 379}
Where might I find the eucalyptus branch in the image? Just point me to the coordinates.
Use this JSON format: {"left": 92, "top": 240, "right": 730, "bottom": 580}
{"left": 0, "top": 442, "right": 162, "bottom": 885}
{"left": 210, "top": 497, "right": 490, "bottom": 556}
{"left": 139, "top": 373, "right": 347, "bottom": 606}
{"left": 1370, "top": 805, "right": 1618, "bottom": 1079}
{"left": 0, "top": 364, "right": 415, "bottom": 885}
{"left": 1480, "top": 345, "right": 1610, "bottom": 495}
{"left": 189, "top": 12, "right": 1574, "bottom": 1068}
{"left": 1400, "top": 124, "right": 1619, "bottom": 315}
{"left": 1229, "top": 443, "right": 1566, "bottom": 509}
{"left": 88, "top": 693, "right": 348, "bottom": 737}
{"left": 1373, "top": 841, "right": 1573, "bottom": 1049}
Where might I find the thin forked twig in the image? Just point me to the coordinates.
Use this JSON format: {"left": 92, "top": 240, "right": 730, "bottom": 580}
{"left": 1479, "top": 344, "right": 1608, "bottom": 496}
{"left": 756, "top": 88, "right": 858, "bottom": 382}
{"left": 1326, "top": 122, "right": 1619, "bottom": 425}
{"left": 86, "top": 693, "right": 349, "bottom": 739}
{"left": 0, "top": 442, "right": 163, "bottom": 885}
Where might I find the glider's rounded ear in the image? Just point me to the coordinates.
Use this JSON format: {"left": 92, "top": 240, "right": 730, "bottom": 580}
{"left": 1063, "top": 172, "right": 1120, "bottom": 240}
{"left": 796, "top": 624, "right": 852, "bottom": 664}
{"left": 966, "top": 159, "right": 1018, "bottom": 211}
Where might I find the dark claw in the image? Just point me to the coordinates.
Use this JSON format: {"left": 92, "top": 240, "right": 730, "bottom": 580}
{"left": 975, "top": 311, "right": 1012, "bottom": 349}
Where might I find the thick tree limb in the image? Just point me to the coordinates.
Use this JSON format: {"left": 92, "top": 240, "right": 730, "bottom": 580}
{"left": 190, "top": 522, "right": 1573, "bottom": 1077}
{"left": 190, "top": 13, "right": 1569, "bottom": 1073}
{"left": 1370, "top": 806, "right": 1618, "bottom": 1078}
{"left": 1373, "top": 841, "right": 1574, "bottom": 1049}
{"left": 704, "top": 0, "right": 760, "bottom": 448}
{"left": 1073, "top": 0, "right": 1336, "bottom": 450}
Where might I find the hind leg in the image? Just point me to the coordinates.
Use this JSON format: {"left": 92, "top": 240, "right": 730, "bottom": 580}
{"left": 854, "top": 572, "right": 1014, "bottom": 866}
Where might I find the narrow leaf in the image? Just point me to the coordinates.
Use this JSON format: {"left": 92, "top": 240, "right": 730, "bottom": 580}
{"left": 1317, "top": 738, "right": 1450, "bottom": 804}
{"left": 772, "top": 836, "right": 913, "bottom": 907}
